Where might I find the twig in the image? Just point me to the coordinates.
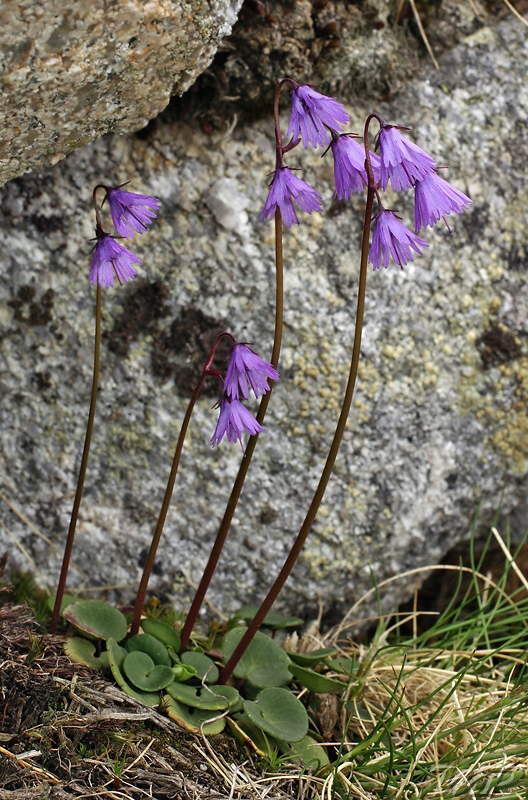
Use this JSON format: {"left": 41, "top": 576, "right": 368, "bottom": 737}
{"left": 409, "top": 0, "right": 440, "bottom": 70}
{"left": 491, "top": 526, "right": 528, "bottom": 592}
{"left": 0, "top": 743, "right": 61, "bottom": 784}
{"left": 500, "top": 0, "right": 528, "bottom": 26}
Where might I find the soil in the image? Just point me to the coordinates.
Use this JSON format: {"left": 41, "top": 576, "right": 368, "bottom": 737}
{"left": 0, "top": 599, "right": 275, "bottom": 800}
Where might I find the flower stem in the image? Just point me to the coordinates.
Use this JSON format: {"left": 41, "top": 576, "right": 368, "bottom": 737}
{"left": 130, "top": 334, "right": 230, "bottom": 636}
{"left": 50, "top": 284, "right": 102, "bottom": 634}
{"left": 218, "top": 117, "right": 377, "bottom": 684}
{"left": 179, "top": 209, "right": 284, "bottom": 653}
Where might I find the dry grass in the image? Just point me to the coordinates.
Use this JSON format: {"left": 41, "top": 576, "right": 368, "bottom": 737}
{"left": 2, "top": 528, "right": 528, "bottom": 798}
{"left": 395, "top": 0, "right": 528, "bottom": 73}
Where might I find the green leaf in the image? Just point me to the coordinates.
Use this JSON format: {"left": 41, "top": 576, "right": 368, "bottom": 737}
{"left": 171, "top": 663, "right": 198, "bottom": 682}
{"left": 162, "top": 695, "right": 226, "bottom": 736}
{"left": 125, "top": 633, "right": 171, "bottom": 666}
{"left": 63, "top": 637, "right": 108, "bottom": 669}
{"left": 122, "top": 651, "right": 175, "bottom": 691}
{"left": 278, "top": 735, "right": 330, "bottom": 770}
{"left": 227, "top": 717, "right": 278, "bottom": 757}
{"left": 141, "top": 618, "right": 181, "bottom": 652}
{"left": 288, "top": 664, "right": 344, "bottom": 693}
{"left": 166, "top": 682, "right": 239, "bottom": 711}
{"left": 222, "top": 627, "right": 292, "bottom": 688}
{"left": 181, "top": 651, "right": 219, "bottom": 683}
{"left": 231, "top": 606, "right": 304, "bottom": 630}
{"left": 63, "top": 600, "right": 128, "bottom": 642}
{"left": 287, "top": 647, "right": 339, "bottom": 667}
{"left": 167, "top": 647, "right": 180, "bottom": 663}
{"left": 47, "top": 593, "right": 79, "bottom": 615}
{"left": 106, "top": 638, "right": 160, "bottom": 707}
{"left": 243, "top": 687, "right": 308, "bottom": 743}
{"left": 327, "top": 656, "right": 355, "bottom": 675}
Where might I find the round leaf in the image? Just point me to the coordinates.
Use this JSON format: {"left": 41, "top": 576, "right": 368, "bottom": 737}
{"left": 48, "top": 593, "right": 79, "bottom": 615}
{"left": 166, "top": 682, "right": 239, "bottom": 711}
{"left": 243, "top": 687, "right": 308, "bottom": 743}
{"left": 63, "top": 600, "right": 128, "bottom": 642}
{"left": 106, "top": 638, "right": 160, "bottom": 707}
{"left": 288, "top": 664, "right": 344, "bottom": 693}
{"left": 181, "top": 651, "right": 219, "bottom": 683}
{"left": 227, "top": 717, "right": 278, "bottom": 757}
{"left": 141, "top": 618, "right": 181, "bottom": 652}
{"left": 64, "top": 636, "right": 108, "bottom": 669}
{"left": 278, "top": 735, "right": 330, "bottom": 770}
{"left": 231, "top": 606, "right": 303, "bottom": 630}
{"left": 328, "top": 656, "right": 355, "bottom": 675}
{"left": 162, "top": 695, "right": 226, "bottom": 736}
{"left": 287, "top": 647, "right": 339, "bottom": 667}
{"left": 123, "top": 651, "right": 175, "bottom": 691}
{"left": 222, "top": 627, "right": 292, "bottom": 688}
{"left": 125, "top": 633, "right": 171, "bottom": 666}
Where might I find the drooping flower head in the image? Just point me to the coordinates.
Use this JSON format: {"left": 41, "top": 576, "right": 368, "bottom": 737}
{"left": 378, "top": 125, "right": 436, "bottom": 192}
{"left": 414, "top": 171, "right": 472, "bottom": 232}
{"left": 331, "top": 134, "right": 381, "bottom": 199}
{"left": 287, "top": 84, "right": 350, "bottom": 149}
{"left": 210, "top": 396, "right": 265, "bottom": 449}
{"left": 225, "top": 344, "right": 279, "bottom": 401}
{"left": 89, "top": 231, "right": 141, "bottom": 288}
{"left": 368, "top": 210, "right": 429, "bottom": 270}
{"left": 259, "top": 167, "right": 323, "bottom": 227}
{"left": 105, "top": 186, "right": 161, "bottom": 239}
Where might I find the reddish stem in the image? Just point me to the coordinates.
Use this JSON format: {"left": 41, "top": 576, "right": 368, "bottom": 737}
{"left": 218, "top": 114, "right": 378, "bottom": 684}
{"left": 50, "top": 284, "right": 102, "bottom": 633}
{"left": 179, "top": 211, "right": 284, "bottom": 653}
{"left": 129, "top": 332, "right": 234, "bottom": 636}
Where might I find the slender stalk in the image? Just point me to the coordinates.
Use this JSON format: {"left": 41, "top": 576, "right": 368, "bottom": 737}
{"left": 50, "top": 284, "right": 102, "bottom": 633}
{"left": 178, "top": 79, "right": 294, "bottom": 652}
{"left": 218, "top": 116, "right": 379, "bottom": 684}
{"left": 179, "top": 210, "right": 284, "bottom": 652}
{"left": 130, "top": 334, "right": 229, "bottom": 636}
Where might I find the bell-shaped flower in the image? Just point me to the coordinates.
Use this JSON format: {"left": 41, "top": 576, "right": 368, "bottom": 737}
{"left": 259, "top": 167, "right": 322, "bottom": 227}
{"left": 378, "top": 126, "right": 436, "bottom": 192}
{"left": 210, "top": 396, "right": 265, "bottom": 449}
{"left": 106, "top": 187, "right": 161, "bottom": 239}
{"left": 287, "top": 85, "right": 350, "bottom": 148}
{"left": 89, "top": 232, "right": 141, "bottom": 288}
{"left": 331, "top": 134, "right": 381, "bottom": 198}
{"left": 414, "top": 171, "right": 472, "bottom": 232}
{"left": 368, "top": 210, "right": 428, "bottom": 270}
{"left": 224, "top": 344, "right": 279, "bottom": 401}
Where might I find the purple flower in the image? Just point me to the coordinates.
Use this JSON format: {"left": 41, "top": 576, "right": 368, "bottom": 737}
{"left": 414, "top": 171, "right": 472, "bottom": 232}
{"left": 259, "top": 168, "right": 323, "bottom": 228}
{"left": 89, "top": 232, "right": 141, "bottom": 288}
{"left": 368, "top": 210, "right": 429, "bottom": 270}
{"left": 225, "top": 344, "right": 280, "bottom": 401}
{"left": 378, "top": 126, "right": 436, "bottom": 192}
{"left": 287, "top": 85, "right": 350, "bottom": 148}
{"left": 210, "top": 396, "right": 265, "bottom": 448}
{"left": 331, "top": 135, "right": 381, "bottom": 199}
{"left": 106, "top": 187, "right": 160, "bottom": 239}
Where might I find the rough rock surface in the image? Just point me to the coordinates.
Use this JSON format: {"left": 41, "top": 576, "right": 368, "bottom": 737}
{"left": 0, "top": 15, "right": 527, "bottom": 624}
{"left": 163, "top": 0, "right": 491, "bottom": 132}
{"left": 0, "top": 0, "right": 243, "bottom": 186}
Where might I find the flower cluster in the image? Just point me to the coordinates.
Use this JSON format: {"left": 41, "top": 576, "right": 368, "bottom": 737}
{"left": 211, "top": 343, "right": 279, "bottom": 449}
{"left": 260, "top": 82, "right": 472, "bottom": 268}
{"left": 90, "top": 185, "right": 160, "bottom": 288}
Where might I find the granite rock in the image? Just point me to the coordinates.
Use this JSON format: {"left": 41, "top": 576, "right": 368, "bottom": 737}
{"left": 0, "top": 0, "right": 243, "bottom": 186}
{"left": 0, "top": 15, "right": 527, "bottom": 625}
